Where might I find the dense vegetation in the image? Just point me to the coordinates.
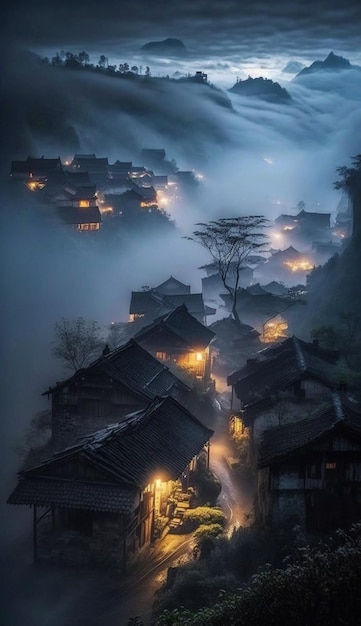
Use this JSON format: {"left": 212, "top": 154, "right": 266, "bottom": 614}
{"left": 152, "top": 523, "right": 361, "bottom": 625}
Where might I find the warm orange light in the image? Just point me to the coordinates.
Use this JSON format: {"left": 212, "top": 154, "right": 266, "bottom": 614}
{"left": 283, "top": 259, "right": 313, "bottom": 272}
{"left": 196, "top": 352, "right": 203, "bottom": 361}
{"left": 79, "top": 200, "right": 90, "bottom": 208}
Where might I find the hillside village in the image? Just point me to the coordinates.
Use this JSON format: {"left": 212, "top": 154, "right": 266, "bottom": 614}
{"left": 6, "top": 149, "right": 361, "bottom": 623}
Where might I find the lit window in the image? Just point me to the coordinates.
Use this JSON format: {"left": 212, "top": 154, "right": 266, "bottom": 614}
{"left": 79, "top": 200, "right": 90, "bottom": 208}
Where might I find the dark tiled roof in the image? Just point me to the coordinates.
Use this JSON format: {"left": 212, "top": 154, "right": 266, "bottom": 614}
{"left": 258, "top": 394, "right": 361, "bottom": 467}
{"left": 227, "top": 336, "right": 340, "bottom": 396}
{"left": 57, "top": 206, "right": 101, "bottom": 225}
{"left": 65, "top": 171, "right": 91, "bottom": 186}
{"left": 155, "top": 276, "right": 191, "bottom": 294}
{"left": 134, "top": 305, "right": 215, "bottom": 350}
{"left": 164, "top": 294, "right": 206, "bottom": 315}
{"left": 8, "top": 478, "right": 136, "bottom": 513}
{"left": 8, "top": 396, "right": 213, "bottom": 510}
{"left": 129, "top": 290, "right": 164, "bottom": 315}
{"left": 11, "top": 157, "right": 62, "bottom": 175}
{"left": 44, "top": 339, "right": 190, "bottom": 399}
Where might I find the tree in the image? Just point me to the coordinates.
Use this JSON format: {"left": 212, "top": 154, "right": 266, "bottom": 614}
{"left": 51, "top": 317, "right": 103, "bottom": 371}
{"left": 186, "top": 217, "right": 269, "bottom": 325}
{"left": 78, "top": 51, "right": 90, "bottom": 66}
{"left": 97, "top": 54, "right": 107, "bottom": 68}
{"left": 334, "top": 154, "right": 361, "bottom": 240}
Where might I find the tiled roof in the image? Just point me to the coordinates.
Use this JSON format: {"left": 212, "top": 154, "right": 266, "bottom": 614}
{"left": 8, "top": 478, "right": 136, "bottom": 513}
{"left": 228, "top": 336, "right": 340, "bottom": 397}
{"left": 129, "top": 290, "right": 164, "bottom": 315}
{"left": 134, "top": 305, "right": 215, "bottom": 350}
{"left": 8, "top": 396, "right": 213, "bottom": 510}
{"left": 57, "top": 205, "right": 101, "bottom": 225}
{"left": 258, "top": 394, "right": 361, "bottom": 467}
{"left": 44, "top": 339, "right": 190, "bottom": 399}
{"left": 155, "top": 276, "right": 191, "bottom": 294}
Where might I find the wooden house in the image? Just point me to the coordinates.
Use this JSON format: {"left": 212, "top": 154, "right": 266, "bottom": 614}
{"left": 260, "top": 246, "right": 314, "bottom": 284}
{"left": 155, "top": 276, "right": 191, "bottom": 296}
{"left": 8, "top": 395, "right": 213, "bottom": 569}
{"left": 44, "top": 339, "right": 191, "bottom": 450}
{"left": 219, "top": 286, "right": 301, "bottom": 335}
{"left": 228, "top": 336, "right": 341, "bottom": 446}
{"left": 10, "top": 156, "right": 65, "bottom": 191}
{"left": 256, "top": 394, "right": 361, "bottom": 532}
{"left": 68, "top": 154, "right": 109, "bottom": 187}
{"left": 108, "top": 160, "right": 132, "bottom": 183}
{"left": 134, "top": 305, "right": 215, "bottom": 388}
{"left": 129, "top": 277, "right": 215, "bottom": 325}
{"left": 57, "top": 205, "right": 102, "bottom": 231}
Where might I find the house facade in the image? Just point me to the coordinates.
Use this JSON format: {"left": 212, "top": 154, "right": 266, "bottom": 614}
{"left": 8, "top": 396, "right": 213, "bottom": 569}
{"left": 45, "top": 339, "right": 191, "bottom": 449}
{"left": 256, "top": 395, "right": 361, "bottom": 532}
{"left": 134, "top": 305, "right": 215, "bottom": 388}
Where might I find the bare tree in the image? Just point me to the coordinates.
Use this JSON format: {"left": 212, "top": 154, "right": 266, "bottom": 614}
{"left": 334, "top": 154, "right": 361, "bottom": 240}
{"left": 185, "top": 216, "right": 269, "bottom": 325}
{"left": 52, "top": 317, "right": 103, "bottom": 371}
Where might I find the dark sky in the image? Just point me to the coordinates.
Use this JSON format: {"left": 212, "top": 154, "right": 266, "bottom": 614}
{"left": 4, "top": 0, "right": 361, "bottom": 65}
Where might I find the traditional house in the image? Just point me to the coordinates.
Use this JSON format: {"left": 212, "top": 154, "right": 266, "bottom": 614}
{"left": 51, "top": 184, "right": 98, "bottom": 208}
{"left": 129, "top": 277, "right": 215, "bottom": 325}
{"left": 220, "top": 286, "right": 301, "bottom": 336}
{"left": 44, "top": 339, "right": 191, "bottom": 450}
{"left": 57, "top": 205, "right": 102, "bottom": 231}
{"left": 134, "top": 305, "right": 215, "bottom": 388}
{"left": 8, "top": 395, "right": 213, "bottom": 569}
{"left": 10, "top": 156, "right": 64, "bottom": 191}
{"left": 260, "top": 246, "right": 314, "bottom": 284}
{"left": 228, "top": 336, "right": 341, "bottom": 445}
{"left": 256, "top": 394, "right": 361, "bottom": 532}
{"left": 68, "top": 154, "right": 109, "bottom": 187}
{"left": 155, "top": 276, "right": 191, "bottom": 296}
{"left": 108, "top": 160, "right": 132, "bottom": 183}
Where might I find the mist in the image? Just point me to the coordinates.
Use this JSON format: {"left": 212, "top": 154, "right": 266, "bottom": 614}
{"left": 1, "top": 29, "right": 360, "bottom": 623}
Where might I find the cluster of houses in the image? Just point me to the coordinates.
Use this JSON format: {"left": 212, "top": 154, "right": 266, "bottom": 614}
{"left": 228, "top": 336, "right": 361, "bottom": 532}
{"left": 9, "top": 151, "right": 199, "bottom": 232}
{"left": 8, "top": 292, "right": 216, "bottom": 569}
{"left": 8, "top": 267, "right": 361, "bottom": 567}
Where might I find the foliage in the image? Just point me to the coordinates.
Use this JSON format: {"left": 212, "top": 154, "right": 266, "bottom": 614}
{"left": 311, "top": 310, "right": 361, "bottom": 370}
{"left": 155, "top": 523, "right": 361, "bottom": 625}
{"left": 334, "top": 154, "right": 361, "bottom": 240}
{"left": 51, "top": 316, "right": 103, "bottom": 371}
{"left": 185, "top": 217, "right": 269, "bottom": 325}
{"left": 190, "top": 456, "right": 222, "bottom": 505}
{"left": 182, "top": 507, "right": 226, "bottom": 528}
{"left": 194, "top": 523, "right": 225, "bottom": 541}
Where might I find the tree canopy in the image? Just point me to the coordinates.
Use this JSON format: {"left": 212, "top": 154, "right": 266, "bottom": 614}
{"left": 186, "top": 216, "right": 269, "bottom": 325}
{"left": 51, "top": 317, "right": 103, "bottom": 371}
{"left": 334, "top": 154, "right": 361, "bottom": 240}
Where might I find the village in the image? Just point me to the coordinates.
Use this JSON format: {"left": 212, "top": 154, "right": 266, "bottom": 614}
{"left": 6, "top": 150, "right": 361, "bottom": 625}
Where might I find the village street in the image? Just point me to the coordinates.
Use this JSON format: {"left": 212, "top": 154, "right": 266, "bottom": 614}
{"left": 1, "top": 389, "right": 254, "bottom": 626}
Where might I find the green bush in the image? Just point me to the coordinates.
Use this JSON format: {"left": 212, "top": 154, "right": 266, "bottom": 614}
{"left": 155, "top": 523, "right": 361, "bottom": 625}
{"left": 194, "top": 523, "right": 225, "bottom": 540}
{"left": 183, "top": 507, "right": 226, "bottom": 528}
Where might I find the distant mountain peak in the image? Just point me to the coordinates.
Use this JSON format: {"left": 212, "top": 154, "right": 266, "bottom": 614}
{"left": 295, "top": 52, "right": 355, "bottom": 78}
{"left": 229, "top": 76, "right": 291, "bottom": 103}
{"left": 141, "top": 38, "right": 187, "bottom": 55}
